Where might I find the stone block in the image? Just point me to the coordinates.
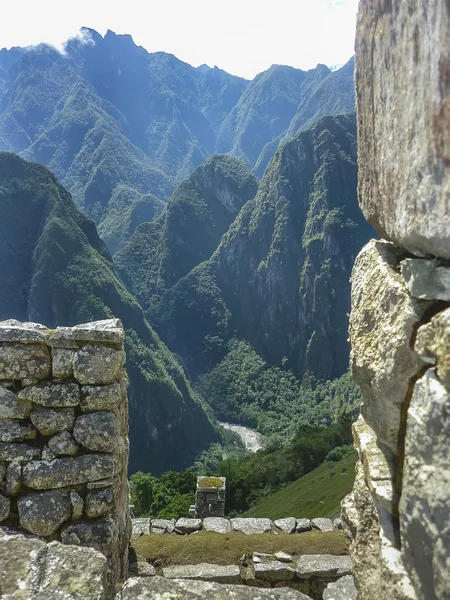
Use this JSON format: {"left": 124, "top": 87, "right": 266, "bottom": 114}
{"left": 400, "top": 370, "right": 450, "bottom": 599}
{"left": 401, "top": 259, "right": 450, "bottom": 301}
{"left": 73, "top": 344, "right": 124, "bottom": 385}
{"left": 274, "top": 517, "right": 296, "bottom": 533}
{"left": 0, "top": 320, "right": 50, "bottom": 343}
{"left": 311, "top": 518, "right": 333, "bottom": 532}
{"left": 0, "top": 420, "right": 36, "bottom": 442}
{"left": 81, "top": 382, "right": 122, "bottom": 412}
{"left": 23, "top": 454, "right": 115, "bottom": 489}
{"left": 0, "top": 442, "right": 41, "bottom": 462}
{"left": 70, "top": 490, "right": 84, "bottom": 520}
{"left": 350, "top": 240, "right": 427, "bottom": 454}
{"left": 61, "top": 520, "right": 116, "bottom": 554}
{"left": 231, "top": 518, "right": 272, "bottom": 534}
{"left": 86, "top": 487, "right": 114, "bottom": 518}
{"left": 51, "top": 319, "right": 124, "bottom": 344}
{"left": 151, "top": 518, "right": 175, "bottom": 534}
{"left": 19, "top": 381, "right": 80, "bottom": 407}
{"left": 0, "top": 387, "right": 32, "bottom": 419}
{"left": 18, "top": 490, "right": 72, "bottom": 536}
{"left": 295, "top": 518, "right": 312, "bottom": 532}
{"left": 48, "top": 430, "right": 79, "bottom": 456}
{"left": 202, "top": 517, "right": 231, "bottom": 533}
{"left": 0, "top": 493, "right": 10, "bottom": 521}
{"left": 131, "top": 518, "right": 151, "bottom": 539}
{"left": 73, "top": 411, "right": 120, "bottom": 452}
{"left": 30, "top": 407, "right": 75, "bottom": 435}
{"left": 355, "top": 0, "right": 450, "bottom": 259}
{"left": 52, "top": 348, "right": 74, "bottom": 378}
{"left": 175, "top": 517, "right": 203, "bottom": 534}
{"left": 254, "top": 560, "right": 296, "bottom": 582}
{"left": 0, "top": 343, "right": 51, "bottom": 380}
{"left": 296, "top": 554, "right": 352, "bottom": 578}
{"left": 5, "top": 461, "right": 22, "bottom": 495}
{"left": 415, "top": 307, "right": 450, "bottom": 388}
{"left": 163, "top": 563, "right": 242, "bottom": 584}
{"left": 323, "top": 575, "right": 357, "bottom": 600}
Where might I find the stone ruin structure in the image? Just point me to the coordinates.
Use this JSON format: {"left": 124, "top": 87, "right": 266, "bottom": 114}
{"left": 194, "top": 475, "right": 226, "bottom": 518}
{"left": 0, "top": 318, "right": 131, "bottom": 595}
{"left": 342, "top": 1, "right": 450, "bottom": 599}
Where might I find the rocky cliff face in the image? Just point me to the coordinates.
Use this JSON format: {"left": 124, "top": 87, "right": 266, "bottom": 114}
{"left": 342, "top": 1, "right": 450, "bottom": 599}
{"left": 147, "top": 114, "right": 373, "bottom": 379}
{"left": 115, "top": 155, "right": 258, "bottom": 310}
{"left": 0, "top": 153, "right": 218, "bottom": 474}
{"left": 0, "top": 30, "right": 354, "bottom": 253}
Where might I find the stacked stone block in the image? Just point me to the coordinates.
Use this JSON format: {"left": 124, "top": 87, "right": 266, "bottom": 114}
{"left": 344, "top": 1, "right": 450, "bottom": 598}
{"left": 194, "top": 476, "right": 226, "bottom": 518}
{"left": 0, "top": 318, "right": 131, "bottom": 593}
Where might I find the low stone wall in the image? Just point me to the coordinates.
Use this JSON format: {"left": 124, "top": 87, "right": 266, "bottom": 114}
{"left": 131, "top": 516, "right": 342, "bottom": 538}
{"left": 0, "top": 318, "right": 131, "bottom": 593}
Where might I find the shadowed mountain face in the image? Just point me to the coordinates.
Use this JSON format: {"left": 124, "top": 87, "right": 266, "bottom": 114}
{"left": 117, "top": 114, "right": 373, "bottom": 380}
{"left": 0, "top": 152, "right": 218, "bottom": 474}
{"left": 0, "top": 30, "right": 354, "bottom": 253}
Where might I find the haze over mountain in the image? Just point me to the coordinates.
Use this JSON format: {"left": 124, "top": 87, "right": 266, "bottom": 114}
{"left": 0, "top": 28, "right": 355, "bottom": 253}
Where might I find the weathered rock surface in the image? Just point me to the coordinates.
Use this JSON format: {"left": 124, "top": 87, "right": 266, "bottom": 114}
{"left": 117, "top": 576, "right": 312, "bottom": 599}
{"left": 18, "top": 490, "right": 71, "bottom": 536}
{"left": 30, "top": 406, "right": 75, "bottom": 435}
{"left": 23, "top": 454, "right": 115, "bottom": 489}
{"left": 19, "top": 381, "right": 80, "bottom": 407}
{"left": 73, "top": 345, "right": 124, "bottom": 385}
{"left": 0, "top": 442, "right": 41, "bottom": 462}
{"left": 136, "top": 561, "right": 157, "bottom": 577}
{"left": 231, "top": 517, "right": 272, "bottom": 534}
{"left": 86, "top": 487, "right": 115, "bottom": 518}
{"left": 415, "top": 308, "right": 450, "bottom": 388}
{"left": 0, "top": 386, "right": 32, "bottom": 419}
{"left": 323, "top": 575, "right": 357, "bottom": 600}
{"left": 296, "top": 554, "right": 352, "bottom": 578}
{"left": 0, "top": 319, "right": 50, "bottom": 343}
{"left": 48, "top": 430, "right": 79, "bottom": 456}
{"left": 163, "top": 563, "right": 242, "bottom": 584}
{"left": 254, "top": 560, "right": 296, "bottom": 582}
{"left": 401, "top": 259, "right": 450, "bottom": 301}
{"left": 52, "top": 319, "right": 125, "bottom": 344}
{"left": 274, "top": 551, "right": 293, "bottom": 563}
{"left": 73, "top": 411, "right": 120, "bottom": 452}
{"left": 81, "top": 382, "right": 122, "bottom": 412}
{"left": 333, "top": 518, "right": 342, "bottom": 530}
{"left": 52, "top": 348, "right": 74, "bottom": 378}
{"left": 400, "top": 370, "right": 450, "bottom": 599}
{"left": 61, "top": 520, "right": 116, "bottom": 554}
{"left": 274, "top": 517, "right": 297, "bottom": 533}
{"left": 151, "top": 518, "right": 175, "bottom": 534}
{"left": 0, "top": 343, "right": 51, "bottom": 380}
{"left": 5, "top": 460, "right": 22, "bottom": 495}
{"left": 350, "top": 240, "right": 427, "bottom": 454}
{"left": 71, "top": 490, "right": 84, "bottom": 520}
{"left": 131, "top": 518, "right": 151, "bottom": 539}
{"left": 0, "top": 493, "right": 10, "bottom": 521}
{"left": 0, "top": 419, "right": 36, "bottom": 442}
{"left": 296, "top": 518, "right": 312, "bottom": 532}
{"left": 311, "top": 518, "right": 333, "bottom": 532}
{"left": 175, "top": 517, "right": 203, "bottom": 534}
{"left": 355, "top": 0, "right": 450, "bottom": 259}
{"left": 203, "top": 516, "right": 232, "bottom": 533}
{"left": 0, "top": 533, "right": 108, "bottom": 600}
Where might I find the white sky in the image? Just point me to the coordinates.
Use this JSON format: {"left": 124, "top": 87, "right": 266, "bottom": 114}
{"left": 0, "top": 0, "right": 358, "bottom": 79}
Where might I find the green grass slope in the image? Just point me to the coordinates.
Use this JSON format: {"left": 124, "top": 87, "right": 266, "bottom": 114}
{"left": 245, "top": 451, "right": 357, "bottom": 520}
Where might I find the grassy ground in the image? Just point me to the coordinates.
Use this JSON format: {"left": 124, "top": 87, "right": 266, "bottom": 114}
{"left": 245, "top": 451, "right": 357, "bottom": 520}
{"left": 133, "top": 530, "right": 347, "bottom": 567}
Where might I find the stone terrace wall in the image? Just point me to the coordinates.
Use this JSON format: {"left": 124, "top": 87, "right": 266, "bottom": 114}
{"left": 343, "top": 1, "right": 450, "bottom": 599}
{"left": 0, "top": 318, "right": 131, "bottom": 593}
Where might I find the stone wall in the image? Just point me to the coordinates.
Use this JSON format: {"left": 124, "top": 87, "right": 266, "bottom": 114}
{"left": 195, "top": 476, "right": 226, "bottom": 518}
{"left": 0, "top": 318, "right": 131, "bottom": 593}
{"left": 343, "top": 1, "right": 450, "bottom": 599}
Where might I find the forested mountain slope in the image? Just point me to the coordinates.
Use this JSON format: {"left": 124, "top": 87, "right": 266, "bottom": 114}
{"left": 0, "top": 152, "right": 218, "bottom": 473}
{"left": 0, "top": 30, "right": 354, "bottom": 252}
{"left": 119, "top": 114, "right": 373, "bottom": 380}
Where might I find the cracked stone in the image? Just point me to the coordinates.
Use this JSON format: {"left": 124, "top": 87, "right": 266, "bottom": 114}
{"left": 30, "top": 407, "right": 75, "bottom": 436}
{"left": 18, "top": 490, "right": 71, "bottom": 536}
{"left": 73, "top": 411, "right": 120, "bottom": 452}
{"left": 19, "top": 381, "right": 80, "bottom": 408}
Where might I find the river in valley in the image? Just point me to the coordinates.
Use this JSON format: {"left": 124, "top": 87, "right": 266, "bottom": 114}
{"left": 218, "top": 422, "right": 265, "bottom": 452}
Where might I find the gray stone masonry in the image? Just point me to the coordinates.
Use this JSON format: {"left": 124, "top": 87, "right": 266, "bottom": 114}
{"left": 194, "top": 475, "right": 226, "bottom": 518}
{"left": 0, "top": 318, "right": 131, "bottom": 595}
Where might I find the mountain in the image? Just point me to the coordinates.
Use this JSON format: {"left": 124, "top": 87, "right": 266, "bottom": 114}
{"left": 0, "top": 30, "right": 355, "bottom": 252}
{"left": 115, "top": 154, "right": 258, "bottom": 311}
{"left": 0, "top": 152, "right": 218, "bottom": 474}
{"left": 217, "top": 57, "right": 356, "bottom": 177}
{"left": 118, "top": 113, "right": 373, "bottom": 381}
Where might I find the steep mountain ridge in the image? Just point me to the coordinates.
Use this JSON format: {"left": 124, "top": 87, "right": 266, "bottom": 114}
{"left": 0, "top": 30, "right": 355, "bottom": 252}
{"left": 0, "top": 152, "right": 218, "bottom": 473}
{"left": 126, "top": 114, "right": 374, "bottom": 380}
